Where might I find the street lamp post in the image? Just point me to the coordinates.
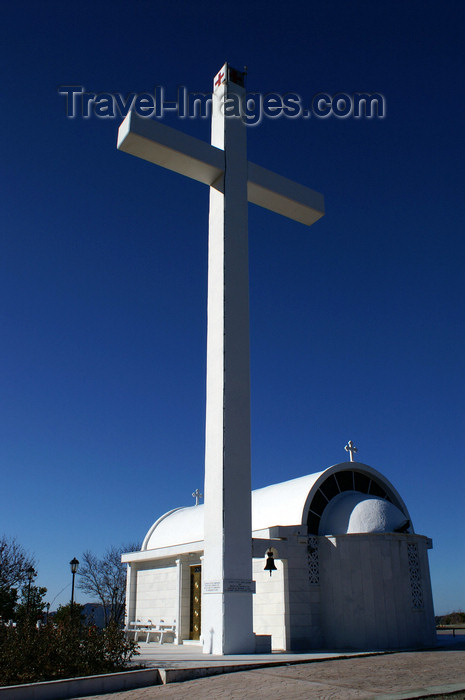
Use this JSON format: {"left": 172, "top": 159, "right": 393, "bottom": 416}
{"left": 70, "top": 558, "right": 79, "bottom": 619}
{"left": 26, "top": 566, "right": 35, "bottom": 618}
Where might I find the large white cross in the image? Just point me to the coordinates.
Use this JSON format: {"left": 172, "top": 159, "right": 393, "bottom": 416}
{"left": 117, "top": 63, "right": 324, "bottom": 655}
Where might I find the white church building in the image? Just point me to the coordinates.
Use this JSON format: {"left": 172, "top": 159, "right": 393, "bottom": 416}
{"left": 122, "top": 460, "right": 436, "bottom": 652}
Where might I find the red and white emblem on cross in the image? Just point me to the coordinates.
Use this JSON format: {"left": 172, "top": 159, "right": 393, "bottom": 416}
{"left": 214, "top": 70, "right": 225, "bottom": 88}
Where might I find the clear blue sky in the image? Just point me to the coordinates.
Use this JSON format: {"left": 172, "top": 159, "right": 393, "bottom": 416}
{"left": 1, "top": 1, "right": 463, "bottom": 615}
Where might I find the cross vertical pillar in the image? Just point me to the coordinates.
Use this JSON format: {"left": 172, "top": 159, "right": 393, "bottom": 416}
{"left": 202, "top": 65, "right": 255, "bottom": 655}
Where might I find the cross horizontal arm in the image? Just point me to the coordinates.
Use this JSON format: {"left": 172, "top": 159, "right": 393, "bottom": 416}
{"left": 247, "top": 163, "right": 324, "bottom": 227}
{"left": 117, "top": 111, "right": 224, "bottom": 186}
{"left": 117, "top": 111, "right": 324, "bottom": 227}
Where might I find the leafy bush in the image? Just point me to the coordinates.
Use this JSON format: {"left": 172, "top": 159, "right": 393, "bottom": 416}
{"left": 52, "top": 602, "right": 86, "bottom": 627}
{"left": 0, "top": 620, "right": 139, "bottom": 686}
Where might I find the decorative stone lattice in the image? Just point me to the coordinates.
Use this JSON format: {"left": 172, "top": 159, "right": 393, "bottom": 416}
{"left": 407, "top": 543, "right": 424, "bottom": 609}
{"left": 308, "top": 535, "right": 320, "bottom": 584}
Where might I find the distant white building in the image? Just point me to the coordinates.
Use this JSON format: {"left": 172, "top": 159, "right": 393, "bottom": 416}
{"left": 123, "top": 461, "right": 436, "bottom": 651}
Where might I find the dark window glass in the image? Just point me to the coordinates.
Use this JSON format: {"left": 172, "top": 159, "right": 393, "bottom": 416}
{"left": 368, "top": 480, "right": 387, "bottom": 498}
{"left": 354, "top": 471, "right": 370, "bottom": 493}
{"left": 319, "top": 474, "right": 340, "bottom": 501}
{"left": 307, "top": 511, "right": 320, "bottom": 534}
{"left": 335, "top": 470, "right": 354, "bottom": 492}
{"left": 309, "top": 489, "right": 328, "bottom": 516}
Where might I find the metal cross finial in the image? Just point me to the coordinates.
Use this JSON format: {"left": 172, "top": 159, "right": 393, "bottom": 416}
{"left": 192, "top": 488, "right": 203, "bottom": 506}
{"left": 345, "top": 440, "right": 358, "bottom": 462}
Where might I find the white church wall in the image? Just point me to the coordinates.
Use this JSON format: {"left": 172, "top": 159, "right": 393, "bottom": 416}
{"left": 252, "top": 558, "right": 286, "bottom": 650}
{"left": 252, "top": 536, "right": 321, "bottom": 651}
{"left": 407, "top": 538, "right": 436, "bottom": 646}
{"left": 133, "top": 559, "right": 178, "bottom": 624}
{"left": 319, "top": 533, "right": 436, "bottom": 650}
{"left": 283, "top": 538, "right": 318, "bottom": 650}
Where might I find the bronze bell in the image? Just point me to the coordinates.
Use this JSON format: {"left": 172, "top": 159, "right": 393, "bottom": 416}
{"left": 264, "top": 549, "right": 277, "bottom": 576}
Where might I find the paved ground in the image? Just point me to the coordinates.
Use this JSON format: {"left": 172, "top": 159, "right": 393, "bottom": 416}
{"left": 81, "top": 637, "right": 465, "bottom": 700}
{"left": 130, "top": 641, "right": 377, "bottom": 668}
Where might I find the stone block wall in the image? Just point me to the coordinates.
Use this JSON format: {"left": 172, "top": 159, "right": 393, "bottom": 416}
{"left": 318, "top": 533, "right": 436, "bottom": 650}
{"left": 252, "top": 558, "right": 287, "bottom": 650}
{"left": 133, "top": 559, "right": 178, "bottom": 624}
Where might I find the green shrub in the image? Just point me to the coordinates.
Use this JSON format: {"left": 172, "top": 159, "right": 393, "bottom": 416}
{"left": 0, "top": 620, "right": 139, "bottom": 686}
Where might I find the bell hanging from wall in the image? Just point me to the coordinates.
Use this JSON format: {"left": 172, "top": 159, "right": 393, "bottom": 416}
{"left": 264, "top": 549, "right": 277, "bottom": 576}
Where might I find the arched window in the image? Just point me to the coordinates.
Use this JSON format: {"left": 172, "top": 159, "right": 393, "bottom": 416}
{"left": 306, "top": 469, "right": 393, "bottom": 534}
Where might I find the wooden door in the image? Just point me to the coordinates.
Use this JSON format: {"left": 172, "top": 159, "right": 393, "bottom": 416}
{"left": 189, "top": 565, "right": 201, "bottom": 640}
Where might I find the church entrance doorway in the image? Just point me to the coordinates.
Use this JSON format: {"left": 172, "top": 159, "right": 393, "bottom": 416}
{"left": 189, "top": 565, "right": 201, "bottom": 640}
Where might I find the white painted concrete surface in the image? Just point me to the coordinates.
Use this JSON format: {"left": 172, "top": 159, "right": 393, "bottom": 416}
{"left": 202, "top": 66, "right": 255, "bottom": 655}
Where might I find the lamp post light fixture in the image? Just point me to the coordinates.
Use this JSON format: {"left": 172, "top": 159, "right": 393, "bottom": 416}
{"left": 70, "top": 557, "right": 79, "bottom": 615}
{"left": 26, "top": 566, "right": 36, "bottom": 616}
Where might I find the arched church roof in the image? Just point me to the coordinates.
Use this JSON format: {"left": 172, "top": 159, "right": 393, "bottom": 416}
{"left": 141, "top": 462, "right": 412, "bottom": 551}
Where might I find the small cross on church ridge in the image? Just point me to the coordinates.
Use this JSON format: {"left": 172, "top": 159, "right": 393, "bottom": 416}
{"left": 192, "top": 488, "right": 203, "bottom": 506}
{"left": 345, "top": 440, "right": 358, "bottom": 462}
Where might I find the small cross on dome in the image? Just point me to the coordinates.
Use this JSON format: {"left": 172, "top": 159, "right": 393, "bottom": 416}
{"left": 345, "top": 440, "right": 358, "bottom": 462}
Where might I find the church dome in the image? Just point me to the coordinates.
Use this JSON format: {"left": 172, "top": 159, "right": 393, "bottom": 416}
{"left": 318, "top": 491, "right": 409, "bottom": 535}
